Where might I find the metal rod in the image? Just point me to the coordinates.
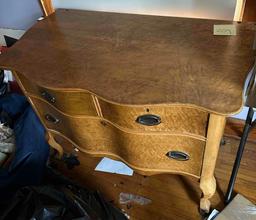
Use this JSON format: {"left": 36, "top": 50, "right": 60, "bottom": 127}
{"left": 225, "top": 107, "right": 254, "bottom": 204}
{"left": 249, "top": 118, "right": 256, "bottom": 130}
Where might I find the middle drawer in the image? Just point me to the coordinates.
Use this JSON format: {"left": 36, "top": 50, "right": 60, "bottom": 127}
{"left": 98, "top": 99, "right": 209, "bottom": 137}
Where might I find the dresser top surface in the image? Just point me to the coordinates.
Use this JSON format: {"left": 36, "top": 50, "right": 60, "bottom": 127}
{"left": 0, "top": 9, "right": 255, "bottom": 115}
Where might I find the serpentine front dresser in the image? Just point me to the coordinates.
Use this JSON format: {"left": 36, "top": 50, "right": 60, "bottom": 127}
{"left": 0, "top": 9, "right": 255, "bottom": 214}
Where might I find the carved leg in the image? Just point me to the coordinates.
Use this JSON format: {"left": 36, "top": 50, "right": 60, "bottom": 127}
{"left": 200, "top": 114, "right": 226, "bottom": 213}
{"left": 46, "top": 132, "right": 63, "bottom": 159}
{"left": 200, "top": 176, "right": 216, "bottom": 213}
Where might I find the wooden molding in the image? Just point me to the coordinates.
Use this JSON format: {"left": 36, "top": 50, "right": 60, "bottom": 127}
{"left": 233, "top": 0, "right": 247, "bottom": 21}
{"left": 39, "top": 0, "right": 55, "bottom": 17}
{"left": 225, "top": 117, "right": 256, "bottom": 142}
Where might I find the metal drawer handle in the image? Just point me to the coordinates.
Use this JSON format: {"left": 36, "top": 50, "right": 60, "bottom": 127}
{"left": 41, "top": 91, "right": 56, "bottom": 103}
{"left": 136, "top": 114, "right": 161, "bottom": 126}
{"left": 45, "top": 114, "right": 60, "bottom": 124}
{"left": 166, "top": 151, "right": 190, "bottom": 161}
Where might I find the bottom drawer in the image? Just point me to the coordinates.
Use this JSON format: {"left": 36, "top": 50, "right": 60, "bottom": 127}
{"left": 48, "top": 129, "right": 205, "bottom": 178}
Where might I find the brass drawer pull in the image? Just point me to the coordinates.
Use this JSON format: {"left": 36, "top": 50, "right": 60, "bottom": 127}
{"left": 41, "top": 91, "right": 56, "bottom": 103}
{"left": 136, "top": 114, "right": 161, "bottom": 126}
{"left": 45, "top": 114, "right": 60, "bottom": 124}
{"left": 166, "top": 151, "right": 190, "bottom": 161}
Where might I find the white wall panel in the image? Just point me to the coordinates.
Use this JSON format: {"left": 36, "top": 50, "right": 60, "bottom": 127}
{"left": 53, "top": 0, "right": 236, "bottom": 20}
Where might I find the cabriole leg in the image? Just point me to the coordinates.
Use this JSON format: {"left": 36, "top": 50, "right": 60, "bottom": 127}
{"left": 200, "top": 114, "right": 226, "bottom": 214}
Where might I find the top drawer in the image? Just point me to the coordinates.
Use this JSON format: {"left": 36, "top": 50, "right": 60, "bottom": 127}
{"left": 15, "top": 72, "right": 97, "bottom": 116}
{"left": 99, "top": 99, "right": 209, "bottom": 137}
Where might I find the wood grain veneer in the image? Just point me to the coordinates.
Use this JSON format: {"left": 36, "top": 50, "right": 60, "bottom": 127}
{"left": 30, "top": 97, "right": 205, "bottom": 177}
{"left": 49, "top": 129, "right": 205, "bottom": 178}
{"left": 17, "top": 71, "right": 209, "bottom": 137}
{"left": 99, "top": 98, "right": 209, "bottom": 137}
{"left": 29, "top": 96, "right": 205, "bottom": 177}
{"left": 29, "top": 95, "right": 207, "bottom": 138}
{"left": 15, "top": 72, "right": 98, "bottom": 116}
{"left": 0, "top": 9, "right": 255, "bottom": 114}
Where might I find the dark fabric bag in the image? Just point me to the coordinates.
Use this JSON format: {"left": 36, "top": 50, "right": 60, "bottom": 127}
{"left": 0, "top": 182, "right": 127, "bottom": 220}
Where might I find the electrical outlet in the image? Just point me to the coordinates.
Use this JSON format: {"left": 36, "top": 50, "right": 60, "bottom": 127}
{"left": 213, "top": 24, "right": 236, "bottom": 36}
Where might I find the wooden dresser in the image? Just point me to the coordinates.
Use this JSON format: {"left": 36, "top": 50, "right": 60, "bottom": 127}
{"left": 0, "top": 9, "right": 255, "bottom": 214}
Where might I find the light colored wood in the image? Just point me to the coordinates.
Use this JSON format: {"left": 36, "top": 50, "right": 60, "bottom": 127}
{"left": 28, "top": 94, "right": 205, "bottom": 142}
{"left": 99, "top": 98, "right": 208, "bottom": 137}
{"left": 234, "top": 0, "right": 247, "bottom": 21}
{"left": 92, "top": 95, "right": 103, "bottom": 117}
{"left": 16, "top": 71, "right": 208, "bottom": 138}
{"left": 50, "top": 128, "right": 205, "bottom": 178}
{"left": 14, "top": 72, "right": 98, "bottom": 116}
{"left": 40, "top": 0, "right": 55, "bottom": 17}
{"left": 46, "top": 132, "right": 63, "bottom": 158}
{"left": 49, "top": 129, "right": 205, "bottom": 178}
{"left": 0, "top": 10, "right": 255, "bottom": 115}
{"left": 200, "top": 114, "right": 226, "bottom": 213}
{"left": 31, "top": 96, "right": 205, "bottom": 177}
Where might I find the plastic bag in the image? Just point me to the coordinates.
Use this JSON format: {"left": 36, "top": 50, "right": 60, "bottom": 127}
{"left": 0, "top": 168, "right": 127, "bottom": 220}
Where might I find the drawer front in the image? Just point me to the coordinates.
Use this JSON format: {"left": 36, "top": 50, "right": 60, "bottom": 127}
{"left": 15, "top": 73, "right": 97, "bottom": 116}
{"left": 32, "top": 97, "right": 205, "bottom": 177}
{"left": 99, "top": 99, "right": 209, "bottom": 137}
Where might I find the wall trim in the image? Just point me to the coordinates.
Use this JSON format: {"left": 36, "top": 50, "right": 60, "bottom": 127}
{"left": 233, "top": 0, "right": 246, "bottom": 21}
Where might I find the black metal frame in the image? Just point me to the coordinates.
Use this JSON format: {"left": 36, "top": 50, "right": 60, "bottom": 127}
{"left": 225, "top": 107, "right": 256, "bottom": 204}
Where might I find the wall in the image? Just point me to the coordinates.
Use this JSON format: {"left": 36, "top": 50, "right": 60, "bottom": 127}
{"left": 53, "top": 0, "right": 237, "bottom": 20}
{"left": 0, "top": 0, "right": 43, "bottom": 30}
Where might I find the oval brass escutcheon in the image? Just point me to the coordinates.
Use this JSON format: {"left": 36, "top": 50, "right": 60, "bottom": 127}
{"left": 136, "top": 114, "right": 161, "bottom": 126}
{"left": 166, "top": 151, "right": 190, "bottom": 161}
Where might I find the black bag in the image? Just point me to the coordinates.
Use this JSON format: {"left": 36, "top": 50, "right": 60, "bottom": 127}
{"left": 0, "top": 168, "right": 127, "bottom": 220}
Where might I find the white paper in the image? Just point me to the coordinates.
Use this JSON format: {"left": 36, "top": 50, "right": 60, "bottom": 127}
{"left": 4, "top": 70, "right": 13, "bottom": 82}
{"left": 95, "top": 157, "right": 133, "bottom": 176}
